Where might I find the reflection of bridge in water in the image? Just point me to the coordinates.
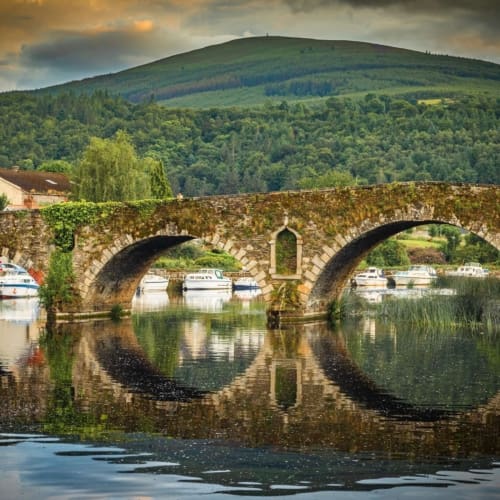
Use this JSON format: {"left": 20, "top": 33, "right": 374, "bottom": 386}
{"left": 65, "top": 319, "right": 500, "bottom": 456}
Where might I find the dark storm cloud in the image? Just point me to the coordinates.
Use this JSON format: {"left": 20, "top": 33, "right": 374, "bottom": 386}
{"left": 283, "top": 0, "right": 497, "bottom": 11}
{"left": 281, "top": 0, "right": 500, "bottom": 47}
{"left": 0, "top": 0, "right": 499, "bottom": 91}
{"left": 16, "top": 24, "right": 197, "bottom": 85}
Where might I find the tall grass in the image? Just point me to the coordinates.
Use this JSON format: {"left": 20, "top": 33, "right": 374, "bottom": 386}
{"left": 376, "top": 277, "right": 499, "bottom": 333}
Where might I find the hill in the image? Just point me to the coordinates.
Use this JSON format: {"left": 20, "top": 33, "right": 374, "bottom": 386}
{"left": 36, "top": 36, "right": 500, "bottom": 107}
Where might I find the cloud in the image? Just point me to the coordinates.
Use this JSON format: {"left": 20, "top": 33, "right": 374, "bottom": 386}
{"left": 11, "top": 22, "right": 201, "bottom": 88}
{"left": 0, "top": 0, "right": 499, "bottom": 91}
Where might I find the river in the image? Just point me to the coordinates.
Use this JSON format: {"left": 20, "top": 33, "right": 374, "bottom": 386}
{"left": 0, "top": 286, "right": 499, "bottom": 499}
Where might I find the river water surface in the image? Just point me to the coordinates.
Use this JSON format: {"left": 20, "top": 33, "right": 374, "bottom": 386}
{"left": 0, "top": 287, "right": 499, "bottom": 499}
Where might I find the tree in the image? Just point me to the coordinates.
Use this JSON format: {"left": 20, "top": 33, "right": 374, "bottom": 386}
{"left": 454, "top": 233, "right": 499, "bottom": 264}
{"left": 144, "top": 157, "right": 173, "bottom": 198}
{"left": 38, "top": 160, "right": 73, "bottom": 174}
{"left": 366, "top": 239, "right": 410, "bottom": 267}
{"left": 0, "top": 193, "right": 9, "bottom": 211}
{"left": 439, "top": 225, "right": 462, "bottom": 262}
{"left": 72, "top": 130, "right": 151, "bottom": 202}
{"left": 298, "top": 170, "right": 357, "bottom": 189}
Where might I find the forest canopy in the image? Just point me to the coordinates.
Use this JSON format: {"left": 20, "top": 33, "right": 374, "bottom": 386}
{"left": 0, "top": 91, "right": 498, "bottom": 196}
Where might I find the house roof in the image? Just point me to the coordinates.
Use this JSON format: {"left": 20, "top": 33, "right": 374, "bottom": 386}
{"left": 0, "top": 167, "right": 71, "bottom": 194}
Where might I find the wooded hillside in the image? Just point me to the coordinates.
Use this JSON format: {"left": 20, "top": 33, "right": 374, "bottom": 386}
{"left": 34, "top": 37, "right": 500, "bottom": 107}
{"left": 1, "top": 91, "right": 498, "bottom": 195}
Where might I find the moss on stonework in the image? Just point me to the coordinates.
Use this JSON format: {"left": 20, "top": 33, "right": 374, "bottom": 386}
{"left": 270, "top": 281, "right": 303, "bottom": 312}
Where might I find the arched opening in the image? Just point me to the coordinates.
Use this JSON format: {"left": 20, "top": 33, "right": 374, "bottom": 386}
{"left": 276, "top": 229, "right": 297, "bottom": 275}
{"left": 307, "top": 219, "right": 499, "bottom": 312}
{"left": 83, "top": 235, "right": 194, "bottom": 310}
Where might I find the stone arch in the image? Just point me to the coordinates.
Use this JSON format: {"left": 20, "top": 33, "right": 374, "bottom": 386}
{"left": 269, "top": 223, "right": 303, "bottom": 279}
{"left": 77, "top": 229, "right": 273, "bottom": 313}
{"left": 78, "top": 231, "right": 195, "bottom": 311}
{"left": 303, "top": 209, "right": 499, "bottom": 314}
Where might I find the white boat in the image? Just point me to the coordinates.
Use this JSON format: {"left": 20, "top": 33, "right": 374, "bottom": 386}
{"left": 233, "top": 276, "right": 260, "bottom": 290}
{"left": 393, "top": 265, "right": 437, "bottom": 287}
{"left": 446, "top": 262, "right": 489, "bottom": 278}
{"left": 182, "top": 268, "right": 232, "bottom": 290}
{"left": 351, "top": 267, "right": 387, "bottom": 287}
{"left": 0, "top": 263, "right": 39, "bottom": 299}
{"left": 139, "top": 273, "right": 169, "bottom": 292}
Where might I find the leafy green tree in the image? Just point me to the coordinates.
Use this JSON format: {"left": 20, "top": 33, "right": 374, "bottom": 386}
{"left": 367, "top": 239, "right": 410, "bottom": 267}
{"left": 144, "top": 157, "right": 173, "bottom": 198}
{"left": 38, "top": 159, "right": 73, "bottom": 173}
{"left": 0, "top": 193, "right": 9, "bottom": 211}
{"left": 298, "top": 170, "right": 357, "bottom": 189}
{"left": 439, "top": 225, "right": 462, "bottom": 262}
{"left": 454, "top": 233, "right": 499, "bottom": 264}
{"left": 72, "top": 130, "right": 150, "bottom": 202}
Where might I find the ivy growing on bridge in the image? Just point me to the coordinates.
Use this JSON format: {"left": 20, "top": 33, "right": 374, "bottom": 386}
{"left": 40, "top": 199, "right": 167, "bottom": 250}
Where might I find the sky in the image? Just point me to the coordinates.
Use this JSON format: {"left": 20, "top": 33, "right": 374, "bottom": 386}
{"left": 1, "top": 0, "right": 499, "bottom": 92}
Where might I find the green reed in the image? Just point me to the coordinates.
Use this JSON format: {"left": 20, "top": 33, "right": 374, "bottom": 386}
{"left": 376, "top": 277, "right": 499, "bottom": 333}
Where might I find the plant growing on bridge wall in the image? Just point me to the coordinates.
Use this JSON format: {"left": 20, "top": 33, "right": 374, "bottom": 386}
{"left": 39, "top": 250, "right": 78, "bottom": 315}
{"left": 41, "top": 201, "right": 121, "bottom": 250}
{"left": 270, "top": 281, "right": 302, "bottom": 312}
{"left": 41, "top": 199, "right": 171, "bottom": 250}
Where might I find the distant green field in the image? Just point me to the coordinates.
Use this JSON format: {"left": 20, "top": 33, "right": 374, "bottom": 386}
{"left": 398, "top": 239, "right": 443, "bottom": 249}
{"left": 35, "top": 36, "right": 500, "bottom": 107}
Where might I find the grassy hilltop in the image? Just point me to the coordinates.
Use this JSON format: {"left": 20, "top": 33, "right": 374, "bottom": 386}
{"left": 37, "top": 36, "right": 500, "bottom": 108}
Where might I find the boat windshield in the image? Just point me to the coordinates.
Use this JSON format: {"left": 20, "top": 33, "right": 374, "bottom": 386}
{"left": 215, "top": 270, "right": 223, "bottom": 279}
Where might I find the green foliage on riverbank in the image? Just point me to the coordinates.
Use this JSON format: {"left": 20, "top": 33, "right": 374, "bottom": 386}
{"left": 154, "top": 242, "right": 241, "bottom": 271}
{"left": 38, "top": 250, "right": 77, "bottom": 314}
{"left": 340, "top": 277, "right": 500, "bottom": 333}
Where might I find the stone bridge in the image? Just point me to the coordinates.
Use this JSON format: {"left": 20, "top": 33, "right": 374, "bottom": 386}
{"left": 0, "top": 182, "right": 498, "bottom": 323}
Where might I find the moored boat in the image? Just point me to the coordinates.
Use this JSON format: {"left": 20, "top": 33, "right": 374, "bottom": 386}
{"left": 446, "top": 262, "right": 489, "bottom": 278}
{"left": 0, "top": 263, "right": 39, "bottom": 299}
{"left": 393, "top": 265, "right": 437, "bottom": 287}
{"left": 139, "top": 273, "right": 169, "bottom": 292}
{"left": 182, "top": 268, "right": 232, "bottom": 290}
{"left": 233, "top": 276, "right": 260, "bottom": 290}
{"left": 351, "top": 267, "right": 387, "bottom": 287}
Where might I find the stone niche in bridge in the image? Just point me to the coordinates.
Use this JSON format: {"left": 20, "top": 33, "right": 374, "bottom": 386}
{"left": 269, "top": 215, "right": 303, "bottom": 279}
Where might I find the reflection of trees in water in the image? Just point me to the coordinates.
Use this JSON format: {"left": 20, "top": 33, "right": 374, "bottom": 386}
{"left": 132, "top": 306, "right": 266, "bottom": 391}
{"left": 337, "top": 317, "right": 500, "bottom": 409}
{"left": 1, "top": 317, "right": 499, "bottom": 459}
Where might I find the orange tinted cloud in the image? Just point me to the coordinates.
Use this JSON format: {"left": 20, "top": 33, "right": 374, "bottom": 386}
{"left": 0, "top": 0, "right": 498, "bottom": 91}
{"left": 133, "top": 20, "right": 154, "bottom": 32}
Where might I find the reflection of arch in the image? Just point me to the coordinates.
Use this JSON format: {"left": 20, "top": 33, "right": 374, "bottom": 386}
{"left": 309, "top": 332, "right": 455, "bottom": 421}
{"left": 57, "top": 318, "right": 500, "bottom": 458}
{"left": 269, "top": 223, "right": 303, "bottom": 279}
{"left": 79, "top": 322, "right": 206, "bottom": 401}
